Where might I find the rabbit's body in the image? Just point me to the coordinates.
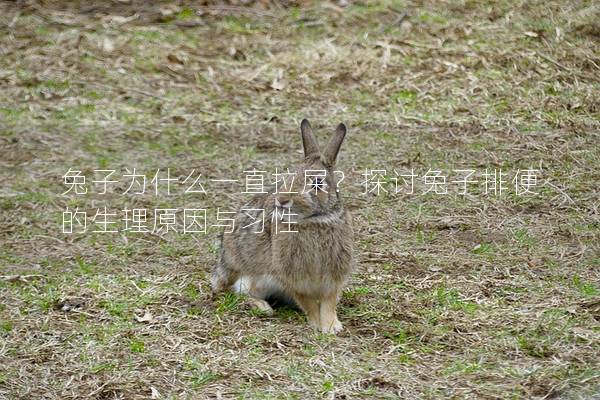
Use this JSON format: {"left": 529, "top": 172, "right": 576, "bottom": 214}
{"left": 211, "top": 120, "right": 354, "bottom": 333}
{"left": 276, "top": 207, "right": 353, "bottom": 295}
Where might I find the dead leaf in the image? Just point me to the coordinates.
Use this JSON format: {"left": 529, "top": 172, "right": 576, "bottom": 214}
{"left": 55, "top": 297, "right": 86, "bottom": 312}
{"left": 229, "top": 47, "right": 246, "bottom": 61}
{"left": 271, "top": 68, "right": 286, "bottom": 91}
{"left": 134, "top": 309, "right": 155, "bottom": 323}
{"left": 101, "top": 37, "right": 114, "bottom": 53}
{"left": 167, "top": 53, "right": 184, "bottom": 65}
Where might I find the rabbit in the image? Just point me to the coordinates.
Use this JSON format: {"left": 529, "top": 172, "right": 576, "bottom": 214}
{"left": 211, "top": 119, "right": 355, "bottom": 334}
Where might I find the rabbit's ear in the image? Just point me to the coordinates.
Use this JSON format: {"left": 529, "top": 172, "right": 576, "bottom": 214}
{"left": 301, "top": 119, "right": 320, "bottom": 157}
{"left": 324, "top": 123, "right": 347, "bottom": 165}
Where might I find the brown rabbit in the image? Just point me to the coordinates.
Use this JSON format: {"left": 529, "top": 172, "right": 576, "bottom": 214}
{"left": 211, "top": 119, "right": 354, "bottom": 334}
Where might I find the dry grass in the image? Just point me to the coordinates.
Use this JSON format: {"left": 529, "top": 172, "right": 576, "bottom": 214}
{"left": 1, "top": 0, "right": 599, "bottom": 399}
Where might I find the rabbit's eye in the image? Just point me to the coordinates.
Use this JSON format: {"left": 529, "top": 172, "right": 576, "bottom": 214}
{"left": 310, "top": 177, "right": 327, "bottom": 192}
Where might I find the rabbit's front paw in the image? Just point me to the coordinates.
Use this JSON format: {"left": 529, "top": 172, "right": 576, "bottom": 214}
{"left": 321, "top": 317, "right": 343, "bottom": 334}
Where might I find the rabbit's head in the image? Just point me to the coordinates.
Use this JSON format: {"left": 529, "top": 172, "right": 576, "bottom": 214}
{"left": 274, "top": 119, "right": 347, "bottom": 221}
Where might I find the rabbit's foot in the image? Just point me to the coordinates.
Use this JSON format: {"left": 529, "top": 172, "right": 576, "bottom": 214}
{"left": 320, "top": 294, "right": 343, "bottom": 334}
{"left": 320, "top": 317, "right": 343, "bottom": 334}
{"left": 248, "top": 298, "right": 274, "bottom": 316}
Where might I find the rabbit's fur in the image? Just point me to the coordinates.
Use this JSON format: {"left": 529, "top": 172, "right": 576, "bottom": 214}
{"left": 211, "top": 119, "right": 354, "bottom": 334}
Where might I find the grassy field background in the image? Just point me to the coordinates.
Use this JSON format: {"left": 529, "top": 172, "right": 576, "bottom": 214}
{"left": 1, "top": 1, "right": 599, "bottom": 398}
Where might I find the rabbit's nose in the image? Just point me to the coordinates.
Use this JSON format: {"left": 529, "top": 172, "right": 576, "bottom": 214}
{"left": 275, "top": 197, "right": 293, "bottom": 209}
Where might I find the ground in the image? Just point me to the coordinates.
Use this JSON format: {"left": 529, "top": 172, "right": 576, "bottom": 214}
{"left": 0, "top": 1, "right": 599, "bottom": 399}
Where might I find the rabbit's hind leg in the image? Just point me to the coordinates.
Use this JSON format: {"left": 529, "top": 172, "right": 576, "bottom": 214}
{"left": 247, "top": 298, "right": 274, "bottom": 315}
{"left": 211, "top": 260, "right": 239, "bottom": 296}
{"left": 234, "top": 275, "right": 274, "bottom": 316}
